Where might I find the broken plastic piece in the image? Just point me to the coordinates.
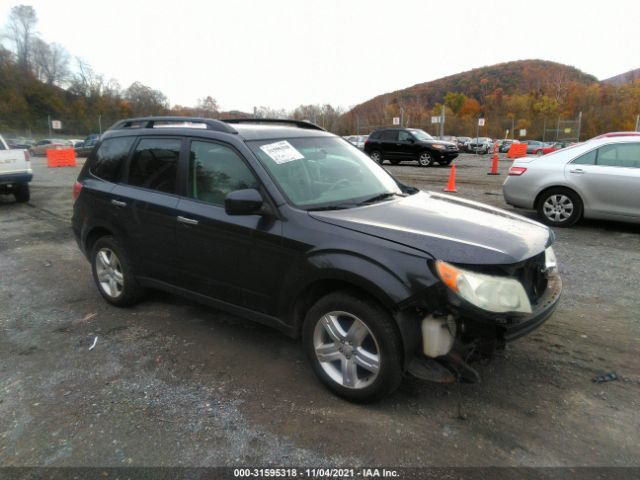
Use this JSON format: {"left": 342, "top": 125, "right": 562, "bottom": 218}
{"left": 592, "top": 372, "right": 618, "bottom": 383}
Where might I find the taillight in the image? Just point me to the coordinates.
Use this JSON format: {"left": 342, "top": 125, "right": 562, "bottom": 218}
{"left": 72, "top": 181, "right": 83, "bottom": 201}
{"left": 508, "top": 166, "right": 527, "bottom": 176}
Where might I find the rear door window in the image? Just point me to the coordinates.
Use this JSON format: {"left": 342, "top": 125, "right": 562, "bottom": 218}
{"left": 90, "top": 137, "right": 135, "bottom": 182}
{"left": 380, "top": 130, "right": 398, "bottom": 141}
{"left": 127, "top": 138, "right": 181, "bottom": 193}
{"left": 597, "top": 143, "right": 640, "bottom": 168}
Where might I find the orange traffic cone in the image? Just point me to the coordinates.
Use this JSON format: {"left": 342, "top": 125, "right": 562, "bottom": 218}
{"left": 443, "top": 164, "right": 457, "bottom": 193}
{"left": 488, "top": 152, "right": 500, "bottom": 175}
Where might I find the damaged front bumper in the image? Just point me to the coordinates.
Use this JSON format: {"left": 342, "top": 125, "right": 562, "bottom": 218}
{"left": 406, "top": 273, "right": 562, "bottom": 383}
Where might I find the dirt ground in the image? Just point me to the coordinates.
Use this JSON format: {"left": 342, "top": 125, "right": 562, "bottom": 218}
{"left": 1, "top": 153, "right": 639, "bottom": 469}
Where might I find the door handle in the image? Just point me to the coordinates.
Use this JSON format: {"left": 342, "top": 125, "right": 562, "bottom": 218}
{"left": 111, "top": 199, "right": 127, "bottom": 207}
{"left": 177, "top": 215, "right": 199, "bottom": 226}
{"left": 569, "top": 169, "right": 585, "bottom": 174}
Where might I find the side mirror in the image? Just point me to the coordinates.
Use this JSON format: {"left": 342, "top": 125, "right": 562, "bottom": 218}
{"left": 224, "top": 188, "right": 264, "bottom": 216}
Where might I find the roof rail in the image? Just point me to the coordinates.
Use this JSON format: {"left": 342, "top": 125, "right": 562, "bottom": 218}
{"left": 222, "top": 118, "right": 326, "bottom": 131}
{"left": 107, "top": 116, "right": 237, "bottom": 134}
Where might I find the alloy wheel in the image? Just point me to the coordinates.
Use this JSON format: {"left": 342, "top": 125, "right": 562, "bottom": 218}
{"left": 313, "top": 311, "right": 381, "bottom": 389}
{"left": 543, "top": 194, "right": 574, "bottom": 223}
{"left": 95, "top": 247, "right": 124, "bottom": 298}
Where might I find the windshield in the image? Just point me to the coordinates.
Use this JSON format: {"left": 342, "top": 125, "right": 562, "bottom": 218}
{"left": 248, "top": 136, "right": 403, "bottom": 209}
{"left": 408, "top": 129, "right": 433, "bottom": 141}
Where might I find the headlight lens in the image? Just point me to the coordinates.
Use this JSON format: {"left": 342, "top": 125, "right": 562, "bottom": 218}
{"left": 431, "top": 144, "right": 445, "bottom": 150}
{"left": 436, "top": 260, "right": 532, "bottom": 314}
{"left": 545, "top": 246, "right": 558, "bottom": 275}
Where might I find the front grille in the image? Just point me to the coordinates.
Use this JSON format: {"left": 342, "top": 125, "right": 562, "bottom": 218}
{"left": 514, "top": 252, "right": 548, "bottom": 306}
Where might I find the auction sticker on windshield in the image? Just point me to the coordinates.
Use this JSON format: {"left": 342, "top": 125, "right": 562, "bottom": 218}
{"left": 259, "top": 140, "right": 304, "bottom": 164}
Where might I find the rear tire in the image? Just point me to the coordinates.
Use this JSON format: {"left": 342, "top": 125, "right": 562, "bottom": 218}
{"left": 537, "top": 188, "right": 583, "bottom": 227}
{"left": 14, "top": 184, "right": 30, "bottom": 203}
{"left": 91, "top": 236, "right": 145, "bottom": 307}
{"left": 302, "top": 291, "right": 403, "bottom": 403}
{"left": 369, "top": 151, "right": 383, "bottom": 164}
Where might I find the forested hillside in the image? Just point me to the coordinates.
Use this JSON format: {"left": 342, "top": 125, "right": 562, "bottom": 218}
{"left": 342, "top": 60, "right": 640, "bottom": 139}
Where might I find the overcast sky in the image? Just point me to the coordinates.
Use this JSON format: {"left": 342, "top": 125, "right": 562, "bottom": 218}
{"left": 1, "top": 0, "right": 639, "bottom": 112}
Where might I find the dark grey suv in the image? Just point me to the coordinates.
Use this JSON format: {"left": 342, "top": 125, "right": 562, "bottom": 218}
{"left": 72, "top": 117, "right": 561, "bottom": 402}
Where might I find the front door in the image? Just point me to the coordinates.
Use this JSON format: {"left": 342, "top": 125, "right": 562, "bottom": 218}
{"left": 174, "top": 139, "right": 285, "bottom": 315}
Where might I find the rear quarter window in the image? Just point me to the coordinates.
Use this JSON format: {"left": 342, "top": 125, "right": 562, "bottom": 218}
{"left": 90, "top": 137, "right": 135, "bottom": 182}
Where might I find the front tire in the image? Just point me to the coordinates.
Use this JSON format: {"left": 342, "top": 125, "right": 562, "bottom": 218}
{"left": 14, "top": 184, "right": 30, "bottom": 203}
{"left": 537, "top": 188, "right": 583, "bottom": 227}
{"left": 91, "top": 236, "right": 144, "bottom": 307}
{"left": 302, "top": 291, "right": 403, "bottom": 403}
{"left": 418, "top": 151, "right": 433, "bottom": 167}
{"left": 369, "top": 151, "right": 383, "bottom": 164}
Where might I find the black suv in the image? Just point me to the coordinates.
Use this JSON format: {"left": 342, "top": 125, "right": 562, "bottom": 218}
{"left": 364, "top": 128, "right": 459, "bottom": 167}
{"left": 72, "top": 116, "right": 561, "bottom": 402}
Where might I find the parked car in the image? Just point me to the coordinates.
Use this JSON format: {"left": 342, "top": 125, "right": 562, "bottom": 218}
{"left": 499, "top": 139, "right": 520, "bottom": 153}
{"left": 29, "top": 139, "right": 71, "bottom": 156}
{"left": 0, "top": 134, "right": 32, "bottom": 202}
{"left": 542, "top": 142, "right": 568, "bottom": 155}
{"left": 524, "top": 140, "right": 546, "bottom": 155}
{"left": 6, "top": 137, "right": 36, "bottom": 149}
{"left": 364, "top": 128, "right": 459, "bottom": 166}
{"left": 345, "top": 135, "right": 368, "bottom": 150}
{"left": 74, "top": 134, "right": 101, "bottom": 157}
{"left": 467, "top": 137, "right": 493, "bottom": 154}
{"left": 503, "top": 136, "right": 640, "bottom": 227}
{"left": 591, "top": 132, "right": 640, "bottom": 140}
{"left": 72, "top": 116, "right": 561, "bottom": 402}
{"left": 68, "top": 139, "right": 85, "bottom": 148}
{"left": 456, "top": 136, "right": 472, "bottom": 150}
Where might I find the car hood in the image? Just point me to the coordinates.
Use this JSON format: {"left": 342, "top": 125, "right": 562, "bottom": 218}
{"left": 309, "top": 191, "right": 553, "bottom": 265}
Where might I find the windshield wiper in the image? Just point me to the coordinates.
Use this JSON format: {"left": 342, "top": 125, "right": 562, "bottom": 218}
{"left": 357, "top": 192, "right": 406, "bottom": 206}
{"left": 306, "top": 203, "right": 359, "bottom": 211}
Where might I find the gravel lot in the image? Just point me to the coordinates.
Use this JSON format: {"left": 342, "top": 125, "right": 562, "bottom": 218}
{"left": 1, "top": 153, "right": 639, "bottom": 469}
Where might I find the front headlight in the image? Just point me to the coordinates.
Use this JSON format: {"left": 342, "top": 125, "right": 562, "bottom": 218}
{"left": 431, "top": 144, "right": 446, "bottom": 150}
{"left": 436, "top": 260, "right": 532, "bottom": 314}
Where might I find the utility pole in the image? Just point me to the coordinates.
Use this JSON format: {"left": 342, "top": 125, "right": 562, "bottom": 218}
{"left": 439, "top": 106, "right": 445, "bottom": 139}
{"left": 400, "top": 107, "right": 404, "bottom": 127}
{"left": 576, "top": 111, "right": 582, "bottom": 141}
{"left": 511, "top": 118, "right": 515, "bottom": 140}
{"left": 635, "top": 114, "right": 639, "bottom": 132}
{"left": 48, "top": 114, "right": 52, "bottom": 138}
{"left": 98, "top": 115, "right": 102, "bottom": 134}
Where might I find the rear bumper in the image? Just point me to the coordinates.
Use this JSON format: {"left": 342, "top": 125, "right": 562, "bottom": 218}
{"left": 0, "top": 172, "right": 33, "bottom": 186}
{"left": 502, "top": 178, "right": 536, "bottom": 209}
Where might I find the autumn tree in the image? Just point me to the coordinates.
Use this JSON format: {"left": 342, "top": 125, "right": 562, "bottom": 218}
{"left": 5, "top": 5, "right": 38, "bottom": 70}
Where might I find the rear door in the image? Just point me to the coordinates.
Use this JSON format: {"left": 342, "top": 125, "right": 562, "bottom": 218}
{"left": 173, "top": 139, "right": 285, "bottom": 315}
{"left": 380, "top": 130, "right": 400, "bottom": 159}
{"left": 110, "top": 137, "right": 182, "bottom": 282}
{"left": 566, "top": 142, "right": 640, "bottom": 220}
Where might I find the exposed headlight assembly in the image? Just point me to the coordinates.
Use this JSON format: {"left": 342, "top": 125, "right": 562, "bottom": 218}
{"left": 544, "top": 246, "right": 558, "bottom": 276}
{"left": 436, "top": 260, "right": 532, "bottom": 314}
{"left": 431, "top": 144, "right": 446, "bottom": 150}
